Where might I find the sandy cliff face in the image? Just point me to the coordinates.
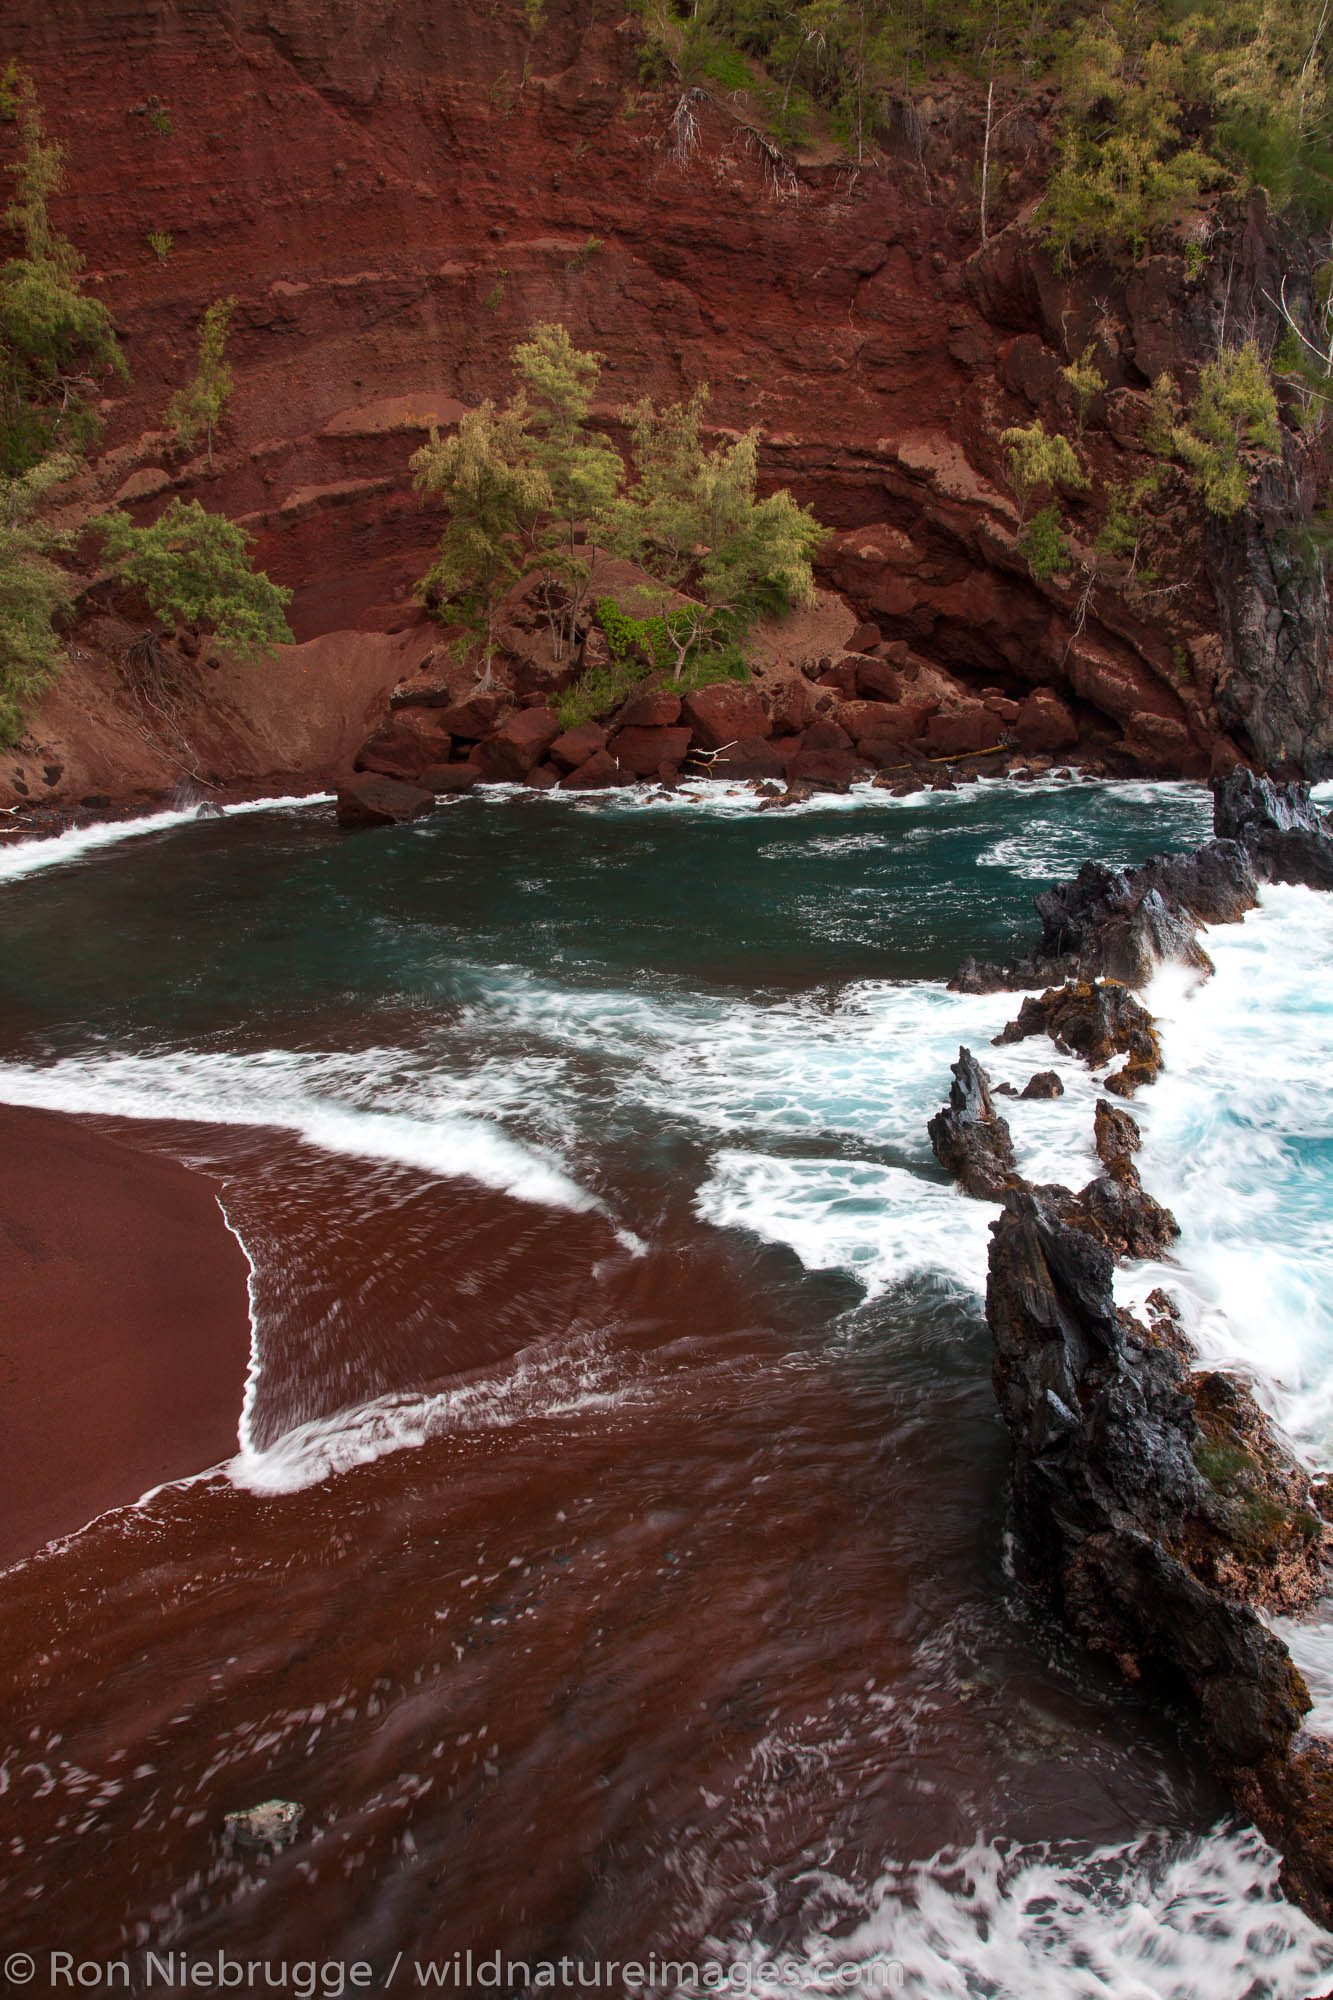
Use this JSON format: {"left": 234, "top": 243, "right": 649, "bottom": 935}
{"left": 3, "top": 0, "right": 1330, "bottom": 806}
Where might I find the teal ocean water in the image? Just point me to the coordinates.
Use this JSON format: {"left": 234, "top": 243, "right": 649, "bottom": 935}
{"left": 2, "top": 776, "right": 1333, "bottom": 1996}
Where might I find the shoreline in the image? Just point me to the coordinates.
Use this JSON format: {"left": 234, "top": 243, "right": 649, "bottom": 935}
{"left": 0, "top": 1105, "right": 253, "bottom": 1570}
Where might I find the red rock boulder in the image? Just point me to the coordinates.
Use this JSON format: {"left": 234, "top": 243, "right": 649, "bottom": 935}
{"left": 440, "top": 692, "right": 513, "bottom": 739}
{"left": 1016, "top": 689, "right": 1078, "bottom": 754}
{"left": 855, "top": 659, "right": 902, "bottom": 703}
{"left": 420, "top": 763, "right": 480, "bottom": 794}
{"left": 353, "top": 712, "right": 454, "bottom": 781}
{"left": 336, "top": 775, "right": 437, "bottom": 829}
{"left": 389, "top": 676, "right": 455, "bottom": 711}
{"left": 926, "top": 705, "right": 1001, "bottom": 758}
{"left": 785, "top": 745, "right": 873, "bottom": 792}
{"left": 619, "top": 688, "right": 682, "bottom": 728}
{"left": 817, "top": 660, "right": 861, "bottom": 698}
{"left": 473, "top": 706, "right": 562, "bottom": 781}
{"left": 549, "top": 722, "right": 608, "bottom": 772}
{"left": 802, "top": 718, "right": 854, "bottom": 754}
{"left": 710, "top": 737, "right": 789, "bottom": 781}
{"left": 610, "top": 725, "right": 694, "bottom": 777}
{"left": 561, "top": 749, "right": 625, "bottom": 790}
{"left": 681, "top": 683, "right": 771, "bottom": 750}
{"left": 769, "top": 679, "right": 814, "bottom": 736}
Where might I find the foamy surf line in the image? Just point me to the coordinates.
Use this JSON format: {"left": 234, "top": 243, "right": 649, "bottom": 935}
{"left": 1127, "top": 886, "right": 1333, "bottom": 1462}
{"left": 719, "top": 1824, "right": 1333, "bottom": 1998}
{"left": 473, "top": 774, "right": 1212, "bottom": 820}
{"left": 0, "top": 791, "right": 332, "bottom": 884}
{"left": 0, "top": 1049, "right": 604, "bottom": 1219}
{"left": 229, "top": 1324, "right": 656, "bottom": 1494}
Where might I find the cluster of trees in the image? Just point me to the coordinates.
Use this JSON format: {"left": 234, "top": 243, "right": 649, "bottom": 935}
{"left": 410, "top": 321, "right": 825, "bottom": 691}
{"left": 999, "top": 336, "right": 1284, "bottom": 590}
{"left": 0, "top": 74, "right": 290, "bottom": 748}
{"left": 632, "top": 0, "right": 1333, "bottom": 254}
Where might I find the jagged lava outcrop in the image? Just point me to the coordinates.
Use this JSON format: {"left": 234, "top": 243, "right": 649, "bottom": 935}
{"left": 4, "top": 0, "right": 1331, "bottom": 806}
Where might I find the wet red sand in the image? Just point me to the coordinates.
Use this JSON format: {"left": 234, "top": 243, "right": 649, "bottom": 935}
{"left": 0, "top": 1105, "right": 252, "bottom": 1568}
{"left": 0, "top": 1126, "right": 1221, "bottom": 1973}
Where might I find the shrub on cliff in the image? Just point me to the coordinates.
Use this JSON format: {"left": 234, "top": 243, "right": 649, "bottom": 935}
{"left": 0, "top": 72, "right": 126, "bottom": 475}
{"left": 0, "top": 451, "right": 77, "bottom": 744}
{"left": 511, "top": 322, "right": 621, "bottom": 662}
{"left": 604, "top": 383, "right": 825, "bottom": 669}
{"left": 999, "top": 419, "right": 1087, "bottom": 578}
{"left": 164, "top": 297, "right": 236, "bottom": 470}
{"left": 98, "top": 499, "right": 294, "bottom": 661}
{"left": 410, "top": 400, "right": 551, "bottom": 689}
{"left": 1151, "top": 344, "right": 1283, "bottom": 518}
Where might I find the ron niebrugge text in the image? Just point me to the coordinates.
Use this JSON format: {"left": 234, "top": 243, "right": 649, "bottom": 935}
{"left": 22, "top": 1948, "right": 906, "bottom": 1993}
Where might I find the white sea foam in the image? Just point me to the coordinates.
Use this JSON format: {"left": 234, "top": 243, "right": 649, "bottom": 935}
{"left": 0, "top": 1047, "right": 600, "bottom": 1218}
{"left": 228, "top": 1327, "right": 648, "bottom": 1495}
{"left": 1123, "top": 886, "right": 1333, "bottom": 1464}
{"left": 714, "top": 1825, "right": 1333, "bottom": 1998}
{"left": 0, "top": 791, "right": 331, "bottom": 884}
{"left": 697, "top": 1149, "right": 996, "bottom": 1296}
{"left": 475, "top": 773, "right": 1212, "bottom": 822}
{"left": 1269, "top": 1616, "right": 1333, "bottom": 1737}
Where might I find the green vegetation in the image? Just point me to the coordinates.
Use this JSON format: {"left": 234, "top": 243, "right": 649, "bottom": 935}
{"left": 0, "top": 80, "right": 290, "bottom": 746}
{"left": 512, "top": 321, "right": 620, "bottom": 661}
{"left": 1040, "top": 24, "right": 1218, "bottom": 267}
{"left": 605, "top": 383, "right": 823, "bottom": 648}
{"left": 1095, "top": 471, "right": 1161, "bottom": 579}
{"left": 1019, "top": 502, "right": 1072, "bottom": 579}
{"left": 0, "top": 60, "right": 21, "bottom": 122}
{"left": 97, "top": 499, "right": 294, "bottom": 661}
{"left": 0, "top": 69, "right": 126, "bottom": 476}
{"left": 628, "top": 0, "right": 1333, "bottom": 260}
{"left": 999, "top": 419, "right": 1087, "bottom": 577}
{"left": 1060, "top": 346, "right": 1105, "bottom": 436}
{"left": 554, "top": 595, "right": 750, "bottom": 729}
{"left": 1163, "top": 341, "right": 1282, "bottom": 517}
{"left": 410, "top": 399, "right": 551, "bottom": 688}
{"left": 145, "top": 105, "right": 172, "bottom": 138}
{"left": 0, "top": 452, "right": 77, "bottom": 744}
{"left": 164, "top": 296, "right": 236, "bottom": 468}
{"left": 564, "top": 234, "right": 605, "bottom": 271}
{"left": 147, "top": 229, "right": 173, "bottom": 263}
{"left": 412, "top": 322, "right": 825, "bottom": 697}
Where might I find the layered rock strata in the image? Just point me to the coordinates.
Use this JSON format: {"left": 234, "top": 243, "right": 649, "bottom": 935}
{"left": 4, "top": 0, "right": 1331, "bottom": 807}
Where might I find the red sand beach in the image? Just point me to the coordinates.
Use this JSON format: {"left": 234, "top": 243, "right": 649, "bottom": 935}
{"left": 0, "top": 1105, "right": 252, "bottom": 1568}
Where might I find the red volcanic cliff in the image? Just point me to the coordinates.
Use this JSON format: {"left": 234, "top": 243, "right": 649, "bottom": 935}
{"left": 2, "top": 0, "right": 1330, "bottom": 805}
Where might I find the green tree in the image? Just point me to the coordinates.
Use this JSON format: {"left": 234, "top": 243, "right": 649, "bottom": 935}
{"left": 1169, "top": 340, "right": 1283, "bottom": 517}
{"left": 164, "top": 297, "right": 236, "bottom": 469}
{"left": 511, "top": 321, "right": 621, "bottom": 659}
{"left": 0, "top": 450, "right": 77, "bottom": 743}
{"left": 1000, "top": 418, "right": 1088, "bottom": 522}
{"left": 605, "top": 384, "right": 824, "bottom": 677}
{"left": 1000, "top": 418, "right": 1087, "bottom": 581}
{"left": 1060, "top": 345, "right": 1106, "bottom": 436}
{"left": 1041, "top": 23, "right": 1218, "bottom": 267}
{"left": 0, "top": 72, "right": 125, "bottom": 474}
{"left": 410, "top": 399, "right": 551, "bottom": 688}
{"left": 98, "top": 498, "right": 294, "bottom": 659}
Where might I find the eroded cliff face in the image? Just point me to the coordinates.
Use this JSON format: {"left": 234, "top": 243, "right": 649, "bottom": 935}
{"left": 3, "top": 0, "right": 1330, "bottom": 806}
